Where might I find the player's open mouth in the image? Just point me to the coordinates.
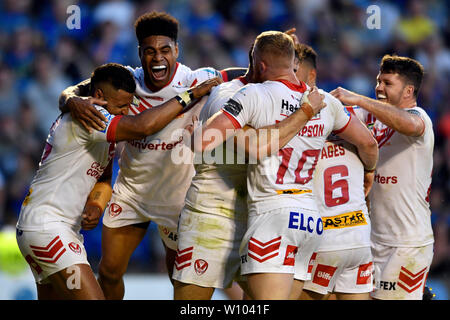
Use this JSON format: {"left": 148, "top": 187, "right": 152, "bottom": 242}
{"left": 151, "top": 65, "right": 168, "bottom": 80}
{"left": 377, "top": 93, "right": 387, "bottom": 100}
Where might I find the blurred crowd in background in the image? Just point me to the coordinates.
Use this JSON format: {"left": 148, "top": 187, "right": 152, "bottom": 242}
{"left": 0, "top": 0, "right": 449, "bottom": 277}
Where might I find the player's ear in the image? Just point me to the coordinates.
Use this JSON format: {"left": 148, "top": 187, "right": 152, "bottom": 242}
{"left": 309, "top": 69, "right": 317, "bottom": 87}
{"left": 404, "top": 84, "right": 414, "bottom": 99}
{"left": 93, "top": 88, "right": 104, "bottom": 100}
{"left": 173, "top": 42, "right": 179, "bottom": 59}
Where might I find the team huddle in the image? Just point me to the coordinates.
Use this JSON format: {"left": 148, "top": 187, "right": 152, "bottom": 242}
{"left": 15, "top": 11, "right": 434, "bottom": 301}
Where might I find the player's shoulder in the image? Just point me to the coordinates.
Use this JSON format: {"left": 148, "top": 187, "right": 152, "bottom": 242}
{"left": 319, "top": 89, "right": 342, "bottom": 106}
{"left": 180, "top": 63, "right": 220, "bottom": 82}
{"left": 94, "top": 105, "right": 113, "bottom": 121}
{"left": 406, "top": 105, "right": 431, "bottom": 121}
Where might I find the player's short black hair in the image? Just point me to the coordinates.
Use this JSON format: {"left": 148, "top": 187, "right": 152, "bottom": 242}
{"left": 380, "top": 54, "right": 424, "bottom": 97}
{"left": 295, "top": 43, "right": 317, "bottom": 69}
{"left": 90, "top": 63, "right": 136, "bottom": 95}
{"left": 134, "top": 11, "right": 179, "bottom": 44}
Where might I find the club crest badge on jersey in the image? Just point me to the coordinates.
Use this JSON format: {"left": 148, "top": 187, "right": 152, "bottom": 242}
{"left": 68, "top": 242, "right": 82, "bottom": 255}
{"left": 194, "top": 259, "right": 208, "bottom": 275}
{"left": 109, "top": 203, "right": 122, "bottom": 217}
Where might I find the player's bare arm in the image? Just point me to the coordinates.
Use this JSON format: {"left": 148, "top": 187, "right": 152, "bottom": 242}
{"left": 236, "top": 86, "right": 326, "bottom": 161}
{"left": 114, "top": 77, "right": 222, "bottom": 141}
{"left": 59, "top": 78, "right": 108, "bottom": 133}
{"left": 82, "top": 161, "right": 113, "bottom": 231}
{"left": 330, "top": 86, "right": 425, "bottom": 137}
{"left": 337, "top": 115, "right": 378, "bottom": 172}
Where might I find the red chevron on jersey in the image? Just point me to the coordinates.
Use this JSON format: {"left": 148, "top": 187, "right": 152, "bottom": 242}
{"left": 308, "top": 252, "right": 317, "bottom": 273}
{"left": 374, "top": 126, "right": 395, "bottom": 148}
{"left": 397, "top": 266, "right": 427, "bottom": 293}
{"left": 30, "top": 236, "right": 66, "bottom": 263}
{"left": 248, "top": 236, "right": 281, "bottom": 263}
{"left": 175, "top": 246, "right": 193, "bottom": 270}
{"left": 139, "top": 98, "right": 153, "bottom": 109}
{"left": 312, "top": 264, "right": 337, "bottom": 287}
{"left": 25, "top": 254, "right": 43, "bottom": 274}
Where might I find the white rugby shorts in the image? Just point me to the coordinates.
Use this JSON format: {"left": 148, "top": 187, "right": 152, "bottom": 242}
{"left": 371, "top": 242, "right": 433, "bottom": 300}
{"left": 172, "top": 205, "right": 247, "bottom": 288}
{"left": 16, "top": 226, "right": 89, "bottom": 284}
{"left": 103, "top": 192, "right": 179, "bottom": 250}
{"left": 240, "top": 206, "right": 323, "bottom": 280}
{"left": 303, "top": 246, "right": 373, "bottom": 295}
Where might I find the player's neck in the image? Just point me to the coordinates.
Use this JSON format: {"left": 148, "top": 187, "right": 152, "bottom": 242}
{"left": 266, "top": 70, "right": 299, "bottom": 84}
{"left": 397, "top": 98, "right": 417, "bottom": 109}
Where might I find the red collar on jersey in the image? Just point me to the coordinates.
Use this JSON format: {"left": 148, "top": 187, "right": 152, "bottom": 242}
{"left": 275, "top": 79, "right": 307, "bottom": 93}
{"left": 237, "top": 76, "right": 248, "bottom": 85}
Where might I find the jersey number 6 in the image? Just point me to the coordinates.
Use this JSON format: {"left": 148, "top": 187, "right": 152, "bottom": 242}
{"left": 323, "top": 165, "right": 349, "bottom": 207}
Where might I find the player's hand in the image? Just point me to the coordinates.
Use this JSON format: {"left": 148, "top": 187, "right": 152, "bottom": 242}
{"left": 185, "top": 115, "right": 200, "bottom": 135}
{"left": 306, "top": 86, "right": 326, "bottom": 115}
{"left": 81, "top": 204, "right": 102, "bottom": 230}
{"left": 284, "top": 27, "right": 300, "bottom": 45}
{"left": 191, "top": 77, "right": 223, "bottom": 99}
{"left": 363, "top": 170, "right": 375, "bottom": 197}
{"left": 330, "top": 87, "right": 361, "bottom": 106}
{"left": 67, "top": 96, "right": 108, "bottom": 133}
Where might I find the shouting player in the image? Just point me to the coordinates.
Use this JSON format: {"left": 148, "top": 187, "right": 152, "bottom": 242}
{"left": 292, "top": 43, "right": 375, "bottom": 300}
{"left": 59, "top": 12, "right": 242, "bottom": 299}
{"left": 16, "top": 63, "right": 220, "bottom": 299}
{"left": 331, "top": 55, "right": 434, "bottom": 300}
{"left": 191, "top": 31, "right": 378, "bottom": 299}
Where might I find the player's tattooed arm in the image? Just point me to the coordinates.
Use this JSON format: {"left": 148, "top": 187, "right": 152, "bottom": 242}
{"left": 59, "top": 79, "right": 108, "bottom": 133}
{"left": 81, "top": 160, "right": 113, "bottom": 230}
{"left": 331, "top": 86, "right": 425, "bottom": 137}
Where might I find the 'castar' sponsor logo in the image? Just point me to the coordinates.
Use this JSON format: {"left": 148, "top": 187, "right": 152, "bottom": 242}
{"left": 323, "top": 210, "right": 367, "bottom": 230}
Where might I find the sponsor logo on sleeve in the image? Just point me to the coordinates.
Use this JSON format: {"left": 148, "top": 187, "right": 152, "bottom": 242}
{"left": 223, "top": 99, "right": 243, "bottom": 117}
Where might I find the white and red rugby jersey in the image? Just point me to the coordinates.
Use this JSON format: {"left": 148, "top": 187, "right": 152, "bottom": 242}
{"left": 17, "top": 106, "right": 120, "bottom": 230}
{"left": 185, "top": 77, "right": 248, "bottom": 220}
{"left": 111, "top": 63, "right": 221, "bottom": 226}
{"left": 222, "top": 81, "right": 351, "bottom": 214}
{"left": 313, "top": 137, "right": 371, "bottom": 251}
{"left": 369, "top": 106, "right": 434, "bottom": 247}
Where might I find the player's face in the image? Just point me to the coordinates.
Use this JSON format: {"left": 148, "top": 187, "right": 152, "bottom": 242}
{"left": 295, "top": 62, "right": 310, "bottom": 84}
{"left": 375, "top": 72, "right": 406, "bottom": 107}
{"left": 139, "top": 35, "right": 179, "bottom": 92}
{"left": 103, "top": 88, "right": 134, "bottom": 116}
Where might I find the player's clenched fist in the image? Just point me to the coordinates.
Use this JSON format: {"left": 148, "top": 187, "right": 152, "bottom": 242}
{"left": 81, "top": 205, "right": 102, "bottom": 230}
{"left": 330, "top": 86, "right": 361, "bottom": 106}
{"left": 303, "top": 86, "right": 326, "bottom": 118}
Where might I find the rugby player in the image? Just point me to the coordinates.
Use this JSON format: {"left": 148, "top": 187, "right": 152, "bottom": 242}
{"left": 292, "top": 44, "right": 375, "bottom": 300}
{"left": 58, "top": 11, "right": 242, "bottom": 299}
{"left": 16, "top": 63, "right": 219, "bottom": 299}
{"left": 191, "top": 31, "right": 378, "bottom": 299}
{"left": 331, "top": 55, "right": 434, "bottom": 300}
